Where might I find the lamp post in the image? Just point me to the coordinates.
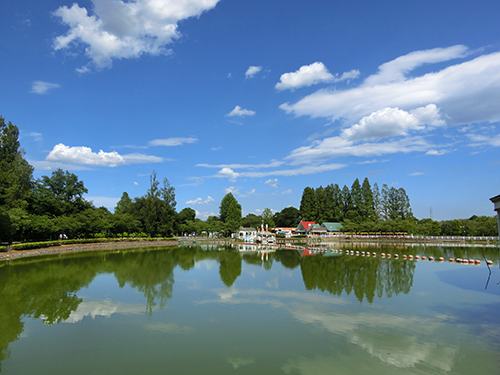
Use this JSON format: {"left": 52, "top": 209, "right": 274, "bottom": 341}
{"left": 490, "top": 194, "right": 500, "bottom": 250}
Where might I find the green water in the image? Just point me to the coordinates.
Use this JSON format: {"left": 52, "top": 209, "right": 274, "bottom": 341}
{"left": 1, "top": 244, "right": 499, "bottom": 374}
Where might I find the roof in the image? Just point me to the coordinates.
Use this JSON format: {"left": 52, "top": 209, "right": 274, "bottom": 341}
{"left": 239, "top": 227, "right": 257, "bottom": 232}
{"left": 296, "top": 221, "right": 317, "bottom": 232}
{"left": 321, "top": 222, "right": 344, "bottom": 232}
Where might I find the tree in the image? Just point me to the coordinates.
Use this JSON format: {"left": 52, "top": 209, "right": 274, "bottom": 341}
{"left": 260, "top": 208, "right": 275, "bottom": 228}
{"left": 31, "top": 169, "right": 91, "bottom": 217}
{"left": 299, "top": 187, "right": 316, "bottom": 221}
{"left": 361, "top": 178, "right": 375, "bottom": 221}
{"left": 135, "top": 171, "right": 177, "bottom": 237}
{"left": 0, "top": 117, "right": 34, "bottom": 241}
{"left": 372, "top": 183, "right": 382, "bottom": 220}
{"left": 274, "top": 206, "right": 300, "bottom": 227}
{"left": 347, "top": 178, "right": 363, "bottom": 223}
{"left": 115, "top": 192, "right": 133, "bottom": 214}
{"left": 219, "top": 193, "right": 239, "bottom": 223}
{"left": 242, "top": 213, "right": 261, "bottom": 228}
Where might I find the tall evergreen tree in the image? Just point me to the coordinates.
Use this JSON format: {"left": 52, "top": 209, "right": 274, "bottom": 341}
{"left": 348, "top": 178, "right": 363, "bottom": 223}
{"left": 299, "top": 187, "right": 317, "bottom": 221}
{"left": 372, "top": 182, "right": 382, "bottom": 220}
{"left": 361, "top": 177, "right": 375, "bottom": 220}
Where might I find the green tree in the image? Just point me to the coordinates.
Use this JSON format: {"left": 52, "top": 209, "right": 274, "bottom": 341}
{"left": 361, "top": 178, "right": 376, "bottom": 221}
{"left": 299, "top": 187, "right": 316, "bottom": 221}
{"left": 260, "top": 208, "right": 275, "bottom": 228}
{"left": 219, "top": 193, "right": 239, "bottom": 223}
{"left": 242, "top": 213, "right": 261, "bottom": 228}
{"left": 274, "top": 206, "right": 300, "bottom": 227}
{"left": 0, "top": 117, "right": 34, "bottom": 242}
{"left": 31, "top": 169, "right": 91, "bottom": 217}
{"left": 347, "top": 178, "right": 363, "bottom": 223}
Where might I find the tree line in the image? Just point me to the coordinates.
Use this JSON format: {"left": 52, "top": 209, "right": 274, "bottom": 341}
{"left": 0, "top": 116, "right": 497, "bottom": 242}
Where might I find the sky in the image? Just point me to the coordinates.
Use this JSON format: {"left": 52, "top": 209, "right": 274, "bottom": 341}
{"left": 1, "top": 0, "right": 500, "bottom": 221}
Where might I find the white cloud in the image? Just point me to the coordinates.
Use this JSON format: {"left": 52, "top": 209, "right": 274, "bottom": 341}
{"left": 245, "top": 66, "right": 262, "bottom": 78}
{"left": 425, "top": 149, "right": 448, "bottom": 155}
{"left": 225, "top": 105, "right": 256, "bottom": 117}
{"left": 213, "top": 163, "right": 347, "bottom": 179}
{"left": 31, "top": 81, "right": 60, "bottom": 94}
{"left": 265, "top": 179, "right": 278, "bottom": 188}
{"left": 281, "top": 189, "right": 292, "bottom": 194}
{"left": 409, "top": 172, "right": 424, "bottom": 176}
{"left": 467, "top": 133, "right": 500, "bottom": 147}
{"left": 149, "top": 137, "right": 198, "bottom": 146}
{"left": 134, "top": 181, "right": 139, "bottom": 185}
{"left": 197, "top": 160, "right": 284, "bottom": 169}
{"left": 52, "top": 0, "right": 221, "bottom": 70}
{"left": 217, "top": 167, "right": 239, "bottom": 182}
{"left": 275, "top": 62, "right": 359, "bottom": 91}
{"left": 46, "top": 143, "right": 163, "bottom": 167}
{"left": 186, "top": 196, "right": 215, "bottom": 205}
{"left": 363, "top": 45, "right": 468, "bottom": 86}
{"left": 341, "top": 104, "right": 444, "bottom": 141}
{"left": 26, "top": 132, "right": 43, "bottom": 141}
{"left": 286, "top": 136, "right": 431, "bottom": 165}
{"left": 280, "top": 47, "right": 500, "bottom": 128}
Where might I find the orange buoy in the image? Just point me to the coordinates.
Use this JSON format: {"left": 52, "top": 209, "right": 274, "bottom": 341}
{"left": 387, "top": 254, "right": 392, "bottom": 259}
{"left": 403, "top": 255, "right": 407, "bottom": 260}
{"left": 409, "top": 255, "right": 414, "bottom": 260}
{"left": 463, "top": 259, "right": 469, "bottom": 264}
{"left": 422, "top": 256, "right": 427, "bottom": 261}
{"left": 449, "top": 258, "right": 455, "bottom": 263}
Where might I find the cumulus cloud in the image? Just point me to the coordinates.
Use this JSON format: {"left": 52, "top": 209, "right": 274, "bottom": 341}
{"left": 276, "top": 62, "right": 359, "bottom": 91}
{"left": 341, "top": 104, "right": 445, "bottom": 141}
{"left": 225, "top": 105, "right": 256, "bottom": 117}
{"left": 217, "top": 167, "right": 239, "bottom": 182}
{"left": 46, "top": 143, "right": 163, "bottom": 167}
{"left": 149, "top": 137, "right": 198, "bottom": 146}
{"left": 52, "top": 0, "right": 221, "bottom": 70}
{"left": 276, "top": 46, "right": 500, "bottom": 165}
{"left": 197, "top": 161, "right": 284, "bottom": 169}
{"left": 280, "top": 46, "right": 500, "bottom": 127}
{"left": 245, "top": 66, "right": 262, "bottom": 78}
{"left": 31, "top": 81, "right": 60, "bottom": 94}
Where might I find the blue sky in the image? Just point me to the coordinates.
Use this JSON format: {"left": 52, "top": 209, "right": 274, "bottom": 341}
{"left": 1, "top": 0, "right": 500, "bottom": 221}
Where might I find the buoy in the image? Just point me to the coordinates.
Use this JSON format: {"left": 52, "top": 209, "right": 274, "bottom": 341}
{"left": 372, "top": 252, "right": 377, "bottom": 257}
{"left": 463, "top": 259, "right": 469, "bottom": 264}
{"left": 474, "top": 260, "right": 481, "bottom": 265}
{"left": 469, "top": 259, "right": 475, "bottom": 264}
{"left": 403, "top": 255, "right": 407, "bottom": 260}
{"left": 439, "top": 257, "right": 444, "bottom": 262}
{"left": 361, "top": 251, "right": 365, "bottom": 256}
{"left": 422, "top": 256, "right": 427, "bottom": 261}
{"left": 415, "top": 255, "right": 420, "bottom": 260}
{"left": 449, "top": 258, "right": 455, "bottom": 263}
{"left": 487, "top": 260, "right": 493, "bottom": 266}
{"left": 387, "top": 254, "right": 392, "bottom": 259}
{"left": 394, "top": 254, "right": 399, "bottom": 259}
{"left": 381, "top": 253, "right": 386, "bottom": 257}
{"left": 409, "top": 255, "right": 414, "bottom": 260}
{"left": 350, "top": 251, "right": 354, "bottom": 255}
{"left": 366, "top": 252, "right": 371, "bottom": 257}
{"left": 429, "top": 256, "right": 434, "bottom": 261}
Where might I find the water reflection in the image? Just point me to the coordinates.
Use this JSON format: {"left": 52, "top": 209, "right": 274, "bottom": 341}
{"left": 0, "top": 244, "right": 499, "bottom": 373}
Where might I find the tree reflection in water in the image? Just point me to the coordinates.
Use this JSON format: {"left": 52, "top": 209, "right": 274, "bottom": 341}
{"left": 2, "top": 244, "right": 494, "bottom": 370}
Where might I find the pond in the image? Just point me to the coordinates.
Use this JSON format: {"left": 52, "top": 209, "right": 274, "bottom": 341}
{"left": 0, "top": 244, "right": 499, "bottom": 374}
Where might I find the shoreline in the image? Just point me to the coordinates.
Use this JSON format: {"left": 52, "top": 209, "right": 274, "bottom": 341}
{"left": 0, "top": 240, "right": 179, "bottom": 262}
